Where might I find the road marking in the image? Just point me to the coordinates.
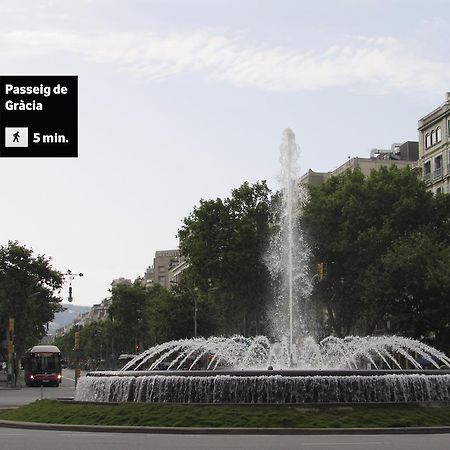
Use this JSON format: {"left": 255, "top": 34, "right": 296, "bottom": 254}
{"left": 302, "top": 443, "right": 383, "bottom": 446}
{"left": 63, "top": 376, "right": 75, "bottom": 382}
{"left": 0, "top": 433, "right": 26, "bottom": 436}
{"left": 60, "top": 433, "right": 111, "bottom": 438}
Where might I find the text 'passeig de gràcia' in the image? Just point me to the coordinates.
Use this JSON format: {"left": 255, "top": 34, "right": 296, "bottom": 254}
{"left": 4, "top": 83, "right": 69, "bottom": 111}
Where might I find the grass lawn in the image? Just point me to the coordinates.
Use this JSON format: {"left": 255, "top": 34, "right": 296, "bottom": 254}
{"left": 0, "top": 400, "right": 449, "bottom": 428}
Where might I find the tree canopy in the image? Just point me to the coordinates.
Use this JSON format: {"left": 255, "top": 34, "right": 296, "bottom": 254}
{"left": 0, "top": 241, "right": 63, "bottom": 356}
{"left": 178, "top": 181, "right": 273, "bottom": 336}
{"left": 303, "top": 166, "right": 450, "bottom": 350}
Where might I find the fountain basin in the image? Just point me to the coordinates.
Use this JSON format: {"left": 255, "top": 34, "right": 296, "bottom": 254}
{"left": 75, "top": 369, "right": 450, "bottom": 404}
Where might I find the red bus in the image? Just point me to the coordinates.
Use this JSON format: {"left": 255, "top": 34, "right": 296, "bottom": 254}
{"left": 22, "top": 345, "right": 62, "bottom": 387}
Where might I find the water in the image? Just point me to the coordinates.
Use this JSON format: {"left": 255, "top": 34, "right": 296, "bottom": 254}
{"left": 266, "top": 129, "right": 312, "bottom": 362}
{"left": 75, "top": 372, "right": 450, "bottom": 403}
{"left": 118, "top": 334, "right": 450, "bottom": 372}
{"left": 75, "top": 128, "right": 450, "bottom": 403}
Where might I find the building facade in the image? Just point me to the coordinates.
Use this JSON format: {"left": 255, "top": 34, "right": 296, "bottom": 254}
{"left": 418, "top": 92, "right": 450, "bottom": 194}
{"left": 301, "top": 141, "right": 418, "bottom": 186}
{"left": 142, "top": 249, "right": 185, "bottom": 289}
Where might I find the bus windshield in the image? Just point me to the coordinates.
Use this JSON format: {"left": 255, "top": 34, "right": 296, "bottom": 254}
{"left": 30, "top": 353, "right": 59, "bottom": 374}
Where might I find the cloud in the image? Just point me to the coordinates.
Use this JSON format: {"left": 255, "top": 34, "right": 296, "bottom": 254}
{"left": 1, "top": 29, "right": 448, "bottom": 94}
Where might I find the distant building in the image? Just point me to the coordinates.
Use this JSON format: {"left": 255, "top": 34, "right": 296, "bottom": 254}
{"left": 54, "top": 297, "right": 112, "bottom": 336}
{"left": 111, "top": 277, "right": 132, "bottom": 287}
{"left": 301, "top": 141, "right": 419, "bottom": 186}
{"left": 56, "top": 298, "right": 111, "bottom": 335}
{"left": 142, "top": 249, "right": 186, "bottom": 289}
{"left": 88, "top": 297, "right": 111, "bottom": 322}
{"left": 418, "top": 92, "right": 450, "bottom": 194}
{"left": 170, "top": 259, "right": 190, "bottom": 284}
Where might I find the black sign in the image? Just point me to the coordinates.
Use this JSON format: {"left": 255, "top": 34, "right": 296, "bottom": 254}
{"left": 0, "top": 75, "right": 78, "bottom": 157}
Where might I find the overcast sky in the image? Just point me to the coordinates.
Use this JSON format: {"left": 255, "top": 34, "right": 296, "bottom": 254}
{"left": 1, "top": 0, "right": 449, "bottom": 306}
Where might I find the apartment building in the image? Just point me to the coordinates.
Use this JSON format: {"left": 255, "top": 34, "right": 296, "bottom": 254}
{"left": 418, "top": 92, "right": 450, "bottom": 194}
{"left": 142, "top": 249, "right": 185, "bottom": 289}
{"left": 301, "top": 141, "right": 418, "bottom": 186}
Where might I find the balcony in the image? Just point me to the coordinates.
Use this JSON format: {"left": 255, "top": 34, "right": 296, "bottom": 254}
{"left": 433, "top": 167, "right": 443, "bottom": 179}
{"left": 423, "top": 172, "right": 431, "bottom": 184}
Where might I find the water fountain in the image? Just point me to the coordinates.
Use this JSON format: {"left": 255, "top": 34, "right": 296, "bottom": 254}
{"left": 76, "top": 129, "right": 450, "bottom": 404}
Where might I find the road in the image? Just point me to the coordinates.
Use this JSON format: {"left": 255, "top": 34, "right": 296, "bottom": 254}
{"left": 0, "top": 428, "right": 448, "bottom": 450}
{"left": 0, "top": 368, "right": 78, "bottom": 408}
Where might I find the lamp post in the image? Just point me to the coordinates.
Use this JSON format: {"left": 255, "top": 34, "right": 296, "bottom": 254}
{"left": 63, "top": 270, "right": 84, "bottom": 303}
{"left": 194, "top": 295, "right": 198, "bottom": 338}
{"left": 170, "top": 280, "right": 199, "bottom": 338}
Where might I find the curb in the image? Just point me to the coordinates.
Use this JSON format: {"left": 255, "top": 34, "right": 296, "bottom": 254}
{"left": 0, "top": 420, "right": 449, "bottom": 435}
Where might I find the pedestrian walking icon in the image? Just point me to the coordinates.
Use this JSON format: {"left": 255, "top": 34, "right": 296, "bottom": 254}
{"left": 5, "top": 127, "right": 28, "bottom": 148}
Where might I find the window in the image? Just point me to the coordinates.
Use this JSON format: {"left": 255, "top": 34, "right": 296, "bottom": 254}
{"left": 158, "top": 276, "right": 166, "bottom": 285}
{"left": 434, "top": 155, "right": 443, "bottom": 179}
{"left": 431, "top": 129, "right": 436, "bottom": 145}
{"left": 448, "top": 120, "right": 450, "bottom": 137}
{"left": 436, "top": 187, "right": 443, "bottom": 194}
{"left": 436, "top": 127, "right": 442, "bottom": 142}
{"left": 423, "top": 160, "right": 431, "bottom": 184}
{"left": 158, "top": 265, "right": 166, "bottom": 273}
{"left": 435, "top": 155, "right": 442, "bottom": 169}
{"left": 425, "top": 133, "right": 431, "bottom": 148}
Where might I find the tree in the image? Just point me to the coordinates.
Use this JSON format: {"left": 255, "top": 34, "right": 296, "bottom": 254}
{"left": 166, "top": 273, "right": 219, "bottom": 340}
{"left": 54, "top": 320, "right": 117, "bottom": 369}
{"left": 54, "top": 327, "right": 76, "bottom": 364}
{"left": 108, "top": 281, "right": 149, "bottom": 354}
{"left": 303, "top": 166, "right": 447, "bottom": 341}
{"left": 0, "top": 241, "right": 63, "bottom": 357}
{"left": 108, "top": 281, "right": 200, "bottom": 351}
{"left": 178, "top": 181, "right": 273, "bottom": 336}
{"left": 363, "top": 232, "right": 450, "bottom": 350}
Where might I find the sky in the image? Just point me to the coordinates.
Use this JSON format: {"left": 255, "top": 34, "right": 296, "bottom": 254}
{"left": 0, "top": 0, "right": 449, "bottom": 306}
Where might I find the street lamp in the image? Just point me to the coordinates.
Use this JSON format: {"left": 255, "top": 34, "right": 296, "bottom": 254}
{"left": 194, "top": 295, "right": 198, "bottom": 339}
{"left": 170, "top": 280, "right": 199, "bottom": 338}
{"left": 63, "top": 270, "right": 84, "bottom": 303}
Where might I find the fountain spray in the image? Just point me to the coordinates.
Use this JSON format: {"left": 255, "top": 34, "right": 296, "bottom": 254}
{"left": 267, "top": 129, "right": 312, "bottom": 365}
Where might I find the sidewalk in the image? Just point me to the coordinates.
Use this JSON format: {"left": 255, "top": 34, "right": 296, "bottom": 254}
{"left": 0, "top": 370, "right": 22, "bottom": 389}
{"left": 0, "top": 371, "right": 7, "bottom": 386}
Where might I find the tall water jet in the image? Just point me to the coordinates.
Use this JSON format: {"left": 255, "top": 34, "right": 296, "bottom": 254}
{"left": 267, "top": 129, "right": 312, "bottom": 364}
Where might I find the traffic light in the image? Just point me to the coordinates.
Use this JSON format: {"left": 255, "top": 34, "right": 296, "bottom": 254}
{"left": 8, "top": 318, "right": 15, "bottom": 354}
{"left": 74, "top": 331, "right": 80, "bottom": 349}
{"left": 317, "top": 262, "right": 327, "bottom": 281}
